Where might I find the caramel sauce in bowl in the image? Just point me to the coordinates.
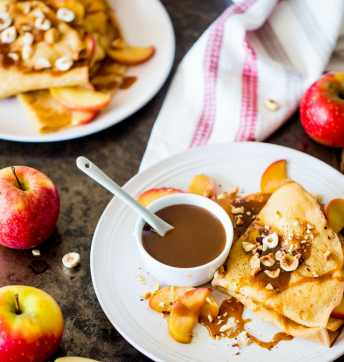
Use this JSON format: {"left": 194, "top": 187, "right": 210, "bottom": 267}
{"left": 135, "top": 194, "right": 234, "bottom": 286}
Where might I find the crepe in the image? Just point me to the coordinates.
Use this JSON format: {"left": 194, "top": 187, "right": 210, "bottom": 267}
{"left": 18, "top": 90, "right": 76, "bottom": 133}
{"left": 212, "top": 181, "right": 344, "bottom": 347}
{"left": 0, "top": 1, "right": 88, "bottom": 99}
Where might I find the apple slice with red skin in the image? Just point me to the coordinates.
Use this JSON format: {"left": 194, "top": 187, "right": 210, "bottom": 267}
{"left": 137, "top": 187, "right": 185, "bottom": 207}
{"left": 107, "top": 45, "right": 155, "bottom": 65}
{"left": 50, "top": 86, "right": 111, "bottom": 112}
{"left": 55, "top": 358, "right": 99, "bottom": 362}
{"left": 331, "top": 296, "right": 344, "bottom": 319}
{"left": 168, "top": 287, "right": 213, "bottom": 344}
{"left": 324, "top": 199, "right": 344, "bottom": 234}
{"left": 188, "top": 174, "right": 216, "bottom": 199}
{"left": 300, "top": 72, "right": 344, "bottom": 148}
{"left": 71, "top": 110, "right": 97, "bottom": 126}
{"left": 260, "top": 160, "right": 287, "bottom": 193}
{"left": 149, "top": 286, "right": 219, "bottom": 318}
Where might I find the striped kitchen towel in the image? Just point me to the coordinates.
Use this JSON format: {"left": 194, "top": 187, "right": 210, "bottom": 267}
{"left": 140, "top": 0, "right": 344, "bottom": 171}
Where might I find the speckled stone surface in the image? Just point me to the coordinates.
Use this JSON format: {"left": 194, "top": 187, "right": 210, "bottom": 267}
{"left": 0, "top": 0, "right": 342, "bottom": 361}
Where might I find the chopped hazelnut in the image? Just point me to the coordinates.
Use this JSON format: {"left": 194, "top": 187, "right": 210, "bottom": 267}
{"left": 143, "top": 291, "right": 151, "bottom": 300}
{"left": 275, "top": 250, "right": 283, "bottom": 261}
{"left": 264, "top": 98, "right": 280, "bottom": 111}
{"left": 236, "top": 216, "right": 244, "bottom": 226}
{"left": 266, "top": 283, "right": 274, "bottom": 290}
{"left": 260, "top": 253, "right": 275, "bottom": 267}
{"left": 264, "top": 268, "right": 280, "bottom": 279}
{"left": 242, "top": 242, "right": 255, "bottom": 252}
{"left": 231, "top": 206, "right": 244, "bottom": 214}
{"left": 249, "top": 254, "right": 261, "bottom": 276}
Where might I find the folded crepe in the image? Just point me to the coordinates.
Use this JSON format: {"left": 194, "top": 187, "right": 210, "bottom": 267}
{"left": 18, "top": 90, "right": 79, "bottom": 133}
{"left": 212, "top": 181, "right": 344, "bottom": 347}
{"left": 0, "top": 1, "right": 88, "bottom": 99}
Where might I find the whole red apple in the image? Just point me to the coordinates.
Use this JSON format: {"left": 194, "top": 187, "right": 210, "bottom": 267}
{"left": 0, "top": 285, "right": 64, "bottom": 362}
{"left": 300, "top": 71, "right": 344, "bottom": 147}
{"left": 0, "top": 166, "right": 60, "bottom": 249}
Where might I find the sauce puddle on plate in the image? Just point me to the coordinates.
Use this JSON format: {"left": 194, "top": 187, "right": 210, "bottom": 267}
{"left": 200, "top": 298, "right": 293, "bottom": 349}
{"left": 142, "top": 204, "right": 226, "bottom": 268}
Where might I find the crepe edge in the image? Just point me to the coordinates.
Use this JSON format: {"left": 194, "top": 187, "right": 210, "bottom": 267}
{"left": 213, "top": 285, "right": 343, "bottom": 348}
{"left": 0, "top": 66, "right": 88, "bottom": 99}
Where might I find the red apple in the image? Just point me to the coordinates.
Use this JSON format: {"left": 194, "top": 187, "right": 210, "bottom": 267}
{"left": 0, "top": 166, "right": 60, "bottom": 249}
{"left": 0, "top": 285, "right": 64, "bottom": 362}
{"left": 300, "top": 72, "right": 344, "bottom": 147}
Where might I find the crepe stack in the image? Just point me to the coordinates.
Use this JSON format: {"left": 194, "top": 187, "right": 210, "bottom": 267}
{"left": 0, "top": 0, "right": 127, "bottom": 132}
{"left": 212, "top": 181, "right": 344, "bottom": 347}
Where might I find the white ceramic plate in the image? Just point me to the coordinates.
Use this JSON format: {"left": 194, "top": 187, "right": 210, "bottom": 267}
{"left": 91, "top": 142, "right": 344, "bottom": 362}
{"left": 0, "top": 0, "right": 175, "bottom": 142}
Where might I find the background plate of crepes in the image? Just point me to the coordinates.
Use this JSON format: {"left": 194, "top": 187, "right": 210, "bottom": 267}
{"left": 91, "top": 142, "right": 344, "bottom": 362}
{"left": 0, "top": 0, "right": 174, "bottom": 142}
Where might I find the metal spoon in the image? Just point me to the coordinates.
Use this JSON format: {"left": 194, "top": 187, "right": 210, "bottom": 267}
{"left": 76, "top": 156, "right": 174, "bottom": 237}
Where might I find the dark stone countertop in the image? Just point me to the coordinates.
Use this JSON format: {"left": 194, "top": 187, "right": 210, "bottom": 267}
{"left": 0, "top": 0, "right": 342, "bottom": 361}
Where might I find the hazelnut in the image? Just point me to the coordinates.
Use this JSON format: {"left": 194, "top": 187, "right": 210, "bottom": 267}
{"left": 260, "top": 253, "right": 275, "bottom": 267}
{"left": 44, "top": 27, "right": 59, "bottom": 44}
{"left": 275, "top": 250, "right": 283, "bottom": 261}
{"left": 264, "top": 268, "right": 280, "bottom": 278}
{"left": 262, "top": 232, "right": 279, "bottom": 249}
{"left": 265, "top": 283, "right": 274, "bottom": 290}
{"left": 280, "top": 254, "right": 299, "bottom": 272}
{"left": 264, "top": 98, "right": 280, "bottom": 111}
{"left": 242, "top": 242, "right": 255, "bottom": 252}
{"left": 249, "top": 254, "right": 260, "bottom": 276}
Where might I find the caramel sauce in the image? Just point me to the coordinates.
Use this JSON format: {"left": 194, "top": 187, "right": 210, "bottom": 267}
{"left": 214, "top": 194, "right": 270, "bottom": 240}
{"left": 119, "top": 76, "right": 137, "bottom": 90}
{"left": 142, "top": 204, "right": 226, "bottom": 268}
{"left": 200, "top": 298, "right": 293, "bottom": 349}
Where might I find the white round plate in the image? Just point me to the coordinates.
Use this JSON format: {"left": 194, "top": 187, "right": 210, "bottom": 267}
{"left": 0, "top": 0, "right": 174, "bottom": 142}
{"left": 91, "top": 142, "right": 344, "bottom": 362}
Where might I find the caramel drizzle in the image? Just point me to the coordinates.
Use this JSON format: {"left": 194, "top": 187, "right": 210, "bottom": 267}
{"left": 199, "top": 299, "right": 293, "bottom": 350}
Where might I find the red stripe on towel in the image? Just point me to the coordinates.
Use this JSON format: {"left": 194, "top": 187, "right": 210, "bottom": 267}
{"left": 189, "top": 0, "right": 257, "bottom": 148}
{"left": 234, "top": 37, "right": 258, "bottom": 141}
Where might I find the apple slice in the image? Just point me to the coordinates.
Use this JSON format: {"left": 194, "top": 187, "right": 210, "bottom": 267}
{"left": 188, "top": 174, "right": 216, "bottom": 199}
{"left": 324, "top": 199, "right": 344, "bottom": 234}
{"left": 84, "top": 32, "right": 95, "bottom": 63}
{"left": 331, "top": 296, "right": 344, "bottom": 319}
{"left": 260, "top": 160, "right": 287, "bottom": 193}
{"left": 168, "top": 287, "right": 213, "bottom": 343}
{"left": 71, "top": 110, "right": 97, "bottom": 126}
{"left": 137, "top": 187, "right": 185, "bottom": 207}
{"left": 50, "top": 86, "right": 111, "bottom": 112}
{"left": 55, "top": 358, "right": 99, "bottom": 362}
{"left": 106, "top": 45, "right": 155, "bottom": 65}
{"left": 149, "top": 286, "right": 218, "bottom": 317}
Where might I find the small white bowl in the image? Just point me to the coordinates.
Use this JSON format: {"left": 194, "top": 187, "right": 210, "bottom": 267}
{"left": 135, "top": 193, "right": 233, "bottom": 286}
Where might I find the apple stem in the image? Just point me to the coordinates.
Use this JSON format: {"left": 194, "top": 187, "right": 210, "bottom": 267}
{"left": 11, "top": 167, "right": 22, "bottom": 190}
{"left": 14, "top": 294, "right": 21, "bottom": 315}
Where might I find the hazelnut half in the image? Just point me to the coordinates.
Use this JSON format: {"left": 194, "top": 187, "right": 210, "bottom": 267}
{"left": 280, "top": 254, "right": 299, "bottom": 272}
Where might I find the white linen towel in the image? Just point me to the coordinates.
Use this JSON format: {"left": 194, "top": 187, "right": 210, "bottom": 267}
{"left": 140, "top": 0, "right": 344, "bottom": 171}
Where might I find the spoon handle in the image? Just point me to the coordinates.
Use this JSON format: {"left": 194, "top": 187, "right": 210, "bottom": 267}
{"left": 76, "top": 156, "right": 173, "bottom": 236}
